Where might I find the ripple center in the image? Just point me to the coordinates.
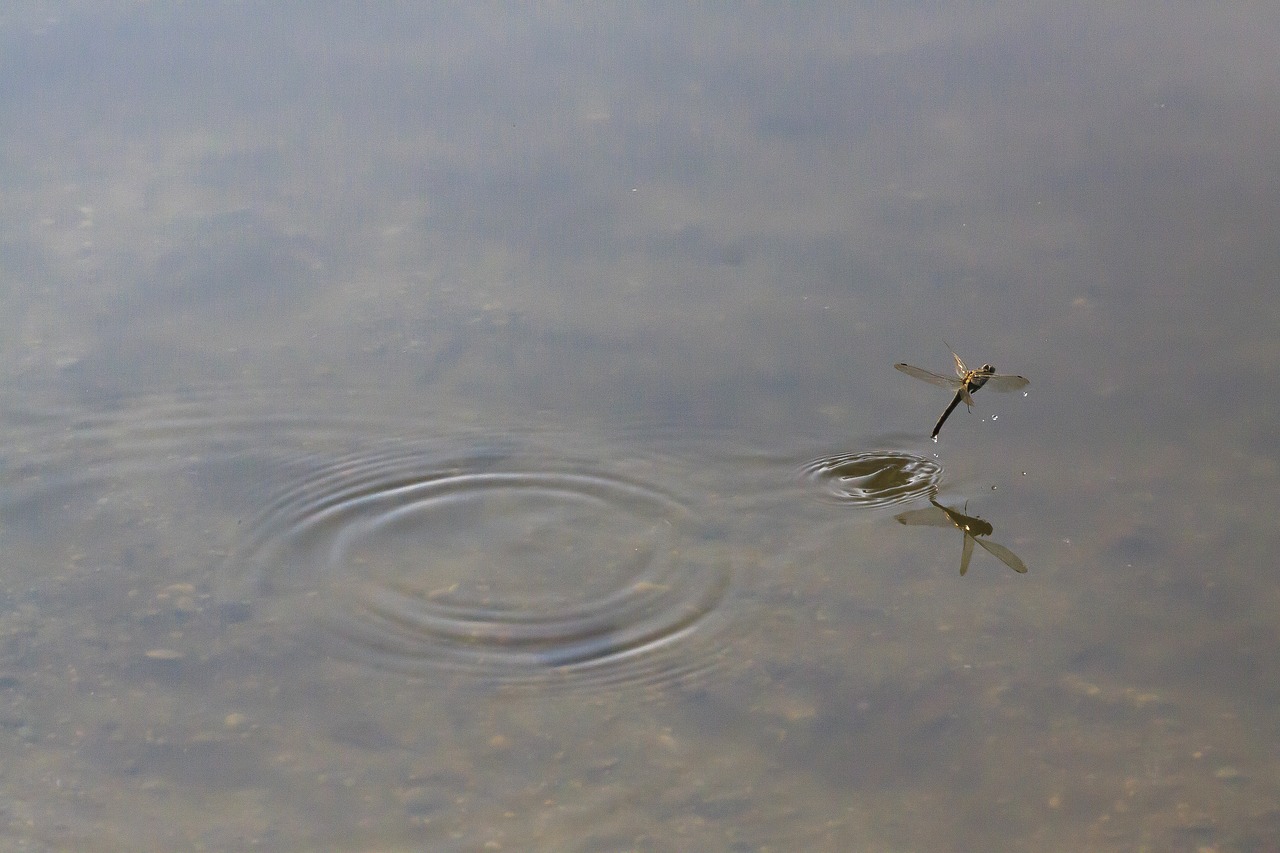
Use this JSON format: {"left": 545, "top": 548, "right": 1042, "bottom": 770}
{"left": 800, "top": 451, "right": 941, "bottom": 507}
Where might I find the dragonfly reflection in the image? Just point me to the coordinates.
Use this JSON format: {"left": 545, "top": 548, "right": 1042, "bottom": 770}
{"left": 895, "top": 497, "right": 1028, "bottom": 576}
{"left": 894, "top": 345, "right": 1029, "bottom": 440}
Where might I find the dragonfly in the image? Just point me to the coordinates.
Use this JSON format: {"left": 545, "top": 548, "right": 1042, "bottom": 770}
{"left": 894, "top": 345, "right": 1029, "bottom": 440}
{"left": 895, "top": 497, "right": 1028, "bottom": 576}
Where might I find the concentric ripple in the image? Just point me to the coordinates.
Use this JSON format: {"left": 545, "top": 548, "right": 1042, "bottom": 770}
{"left": 801, "top": 451, "right": 942, "bottom": 507}
{"left": 229, "top": 444, "right": 736, "bottom": 688}
{"left": 3, "top": 389, "right": 747, "bottom": 690}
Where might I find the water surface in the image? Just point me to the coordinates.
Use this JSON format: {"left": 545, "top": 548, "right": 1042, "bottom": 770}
{"left": 2, "top": 4, "right": 1279, "bottom": 850}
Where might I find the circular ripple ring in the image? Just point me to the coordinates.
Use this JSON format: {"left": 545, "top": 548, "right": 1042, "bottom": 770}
{"left": 800, "top": 451, "right": 942, "bottom": 507}
{"left": 231, "top": 450, "right": 736, "bottom": 688}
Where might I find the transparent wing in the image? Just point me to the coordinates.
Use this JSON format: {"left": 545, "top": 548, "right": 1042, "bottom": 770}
{"left": 959, "top": 532, "right": 976, "bottom": 576}
{"left": 894, "top": 506, "right": 953, "bottom": 528}
{"left": 894, "top": 363, "right": 963, "bottom": 390}
{"left": 979, "top": 374, "right": 1030, "bottom": 392}
{"left": 974, "top": 538, "right": 1028, "bottom": 573}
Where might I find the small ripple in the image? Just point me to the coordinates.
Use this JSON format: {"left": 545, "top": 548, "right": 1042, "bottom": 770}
{"left": 227, "top": 444, "right": 738, "bottom": 689}
{"left": 0, "top": 389, "right": 747, "bottom": 690}
{"left": 800, "top": 451, "right": 942, "bottom": 507}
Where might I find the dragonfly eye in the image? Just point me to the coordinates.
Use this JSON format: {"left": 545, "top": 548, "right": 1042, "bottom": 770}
{"left": 981, "top": 364, "right": 995, "bottom": 371}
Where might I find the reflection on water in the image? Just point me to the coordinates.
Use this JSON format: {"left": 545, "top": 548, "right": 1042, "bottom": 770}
{"left": 896, "top": 496, "right": 1029, "bottom": 576}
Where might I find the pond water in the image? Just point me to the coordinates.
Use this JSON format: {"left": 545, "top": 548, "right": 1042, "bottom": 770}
{"left": 2, "top": 4, "right": 1279, "bottom": 850}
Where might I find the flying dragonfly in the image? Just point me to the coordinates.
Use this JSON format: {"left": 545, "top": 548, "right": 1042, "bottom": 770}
{"left": 894, "top": 345, "right": 1029, "bottom": 440}
{"left": 895, "top": 498, "right": 1027, "bottom": 576}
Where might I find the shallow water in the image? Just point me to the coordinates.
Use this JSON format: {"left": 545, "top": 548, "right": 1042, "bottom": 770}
{"left": 3, "top": 4, "right": 1280, "bottom": 850}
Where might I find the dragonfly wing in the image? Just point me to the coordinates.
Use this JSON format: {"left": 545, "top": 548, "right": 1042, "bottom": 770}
{"left": 959, "top": 532, "right": 976, "bottom": 576}
{"left": 951, "top": 351, "right": 967, "bottom": 378}
{"left": 975, "top": 538, "right": 1028, "bottom": 573}
{"left": 894, "top": 363, "right": 963, "bottom": 390}
{"left": 982, "top": 374, "right": 1031, "bottom": 392}
{"left": 894, "top": 507, "right": 952, "bottom": 528}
